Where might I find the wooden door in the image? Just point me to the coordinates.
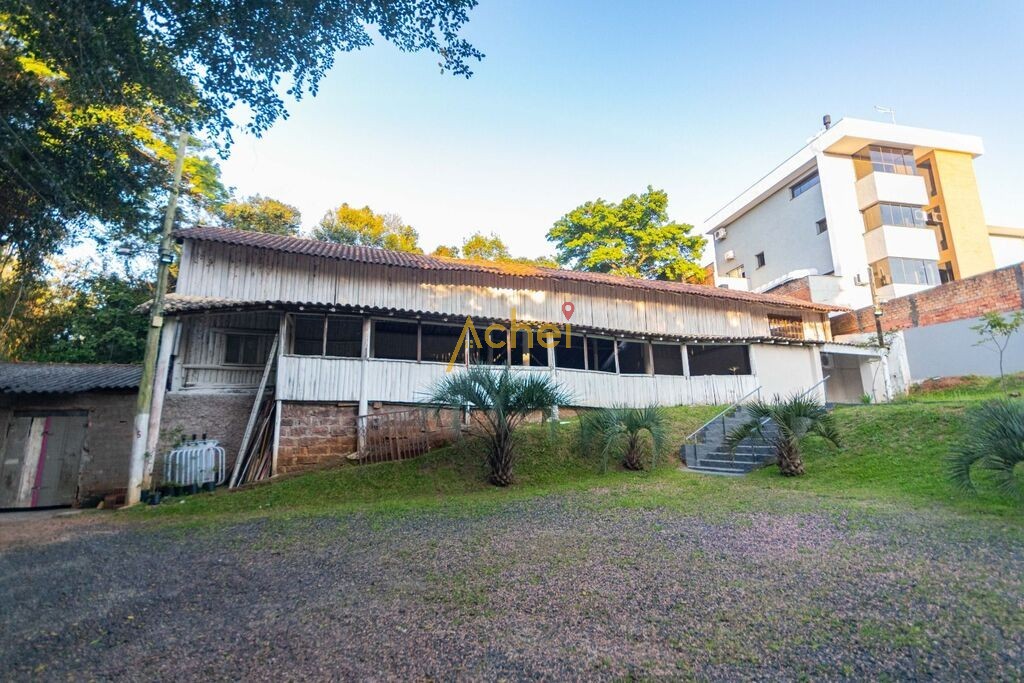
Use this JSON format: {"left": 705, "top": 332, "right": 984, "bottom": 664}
{"left": 0, "top": 411, "right": 88, "bottom": 508}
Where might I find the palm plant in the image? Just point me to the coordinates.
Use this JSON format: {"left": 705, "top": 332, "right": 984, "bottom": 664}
{"left": 427, "top": 366, "right": 570, "bottom": 486}
{"left": 724, "top": 394, "right": 841, "bottom": 476}
{"left": 581, "top": 405, "right": 668, "bottom": 472}
{"left": 947, "top": 398, "right": 1024, "bottom": 497}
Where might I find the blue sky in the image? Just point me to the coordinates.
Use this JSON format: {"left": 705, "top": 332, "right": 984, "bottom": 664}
{"left": 218, "top": 0, "right": 1024, "bottom": 262}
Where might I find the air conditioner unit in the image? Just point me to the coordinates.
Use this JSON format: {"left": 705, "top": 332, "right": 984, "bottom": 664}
{"left": 724, "top": 250, "right": 736, "bottom": 261}
{"left": 820, "top": 353, "right": 834, "bottom": 369}
{"left": 853, "top": 272, "right": 869, "bottom": 286}
{"left": 714, "top": 228, "right": 728, "bottom": 241}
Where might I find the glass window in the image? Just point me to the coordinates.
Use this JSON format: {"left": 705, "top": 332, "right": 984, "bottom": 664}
{"left": 651, "top": 343, "right": 684, "bottom": 376}
{"left": 790, "top": 172, "right": 820, "bottom": 198}
{"left": 768, "top": 315, "right": 804, "bottom": 339}
{"left": 293, "top": 314, "right": 325, "bottom": 356}
{"left": 224, "top": 333, "right": 267, "bottom": 365}
{"left": 325, "top": 316, "right": 361, "bottom": 358}
{"left": 555, "top": 333, "right": 585, "bottom": 370}
{"left": 870, "top": 258, "right": 940, "bottom": 287}
{"left": 755, "top": 252, "right": 766, "bottom": 268}
{"left": 816, "top": 218, "right": 828, "bottom": 234}
{"left": 862, "top": 203, "right": 927, "bottom": 231}
{"left": 687, "top": 345, "right": 752, "bottom": 376}
{"left": 587, "top": 337, "right": 616, "bottom": 373}
{"left": 421, "top": 323, "right": 464, "bottom": 364}
{"left": 939, "top": 262, "right": 955, "bottom": 284}
{"left": 373, "top": 320, "right": 419, "bottom": 361}
{"left": 853, "top": 145, "right": 916, "bottom": 179}
{"left": 616, "top": 340, "right": 647, "bottom": 375}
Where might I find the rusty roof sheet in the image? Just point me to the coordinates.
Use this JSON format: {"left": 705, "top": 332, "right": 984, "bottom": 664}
{"left": 174, "top": 226, "right": 844, "bottom": 314}
{"left": 0, "top": 362, "right": 141, "bottom": 394}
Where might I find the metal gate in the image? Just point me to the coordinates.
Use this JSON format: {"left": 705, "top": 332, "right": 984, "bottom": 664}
{"left": 0, "top": 411, "right": 88, "bottom": 508}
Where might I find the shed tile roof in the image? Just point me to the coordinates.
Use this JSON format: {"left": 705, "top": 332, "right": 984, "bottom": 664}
{"left": 0, "top": 362, "right": 142, "bottom": 394}
{"left": 174, "top": 226, "right": 844, "bottom": 313}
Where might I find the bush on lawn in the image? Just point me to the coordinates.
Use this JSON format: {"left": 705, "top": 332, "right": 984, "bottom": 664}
{"left": 725, "top": 394, "right": 841, "bottom": 476}
{"left": 948, "top": 398, "right": 1024, "bottom": 498}
{"left": 581, "top": 405, "right": 668, "bottom": 473}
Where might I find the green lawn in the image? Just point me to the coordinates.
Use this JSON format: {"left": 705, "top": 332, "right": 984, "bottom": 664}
{"left": 130, "top": 387, "right": 1023, "bottom": 527}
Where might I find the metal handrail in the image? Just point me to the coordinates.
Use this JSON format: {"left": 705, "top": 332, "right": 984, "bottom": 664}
{"left": 796, "top": 374, "right": 831, "bottom": 401}
{"left": 684, "top": 385, "right": 762, "bottom": 443}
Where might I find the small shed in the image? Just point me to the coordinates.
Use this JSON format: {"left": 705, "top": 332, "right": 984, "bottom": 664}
{"left": 0, "top": 363, "right": 141, "bottom": 508}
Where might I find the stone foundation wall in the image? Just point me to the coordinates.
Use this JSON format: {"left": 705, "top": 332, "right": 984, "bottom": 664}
{"left": 276, "top": 402, "right": 360, "bottom": 474}
{"left": 157, "top": 391, "right": 256, "bottom": 475}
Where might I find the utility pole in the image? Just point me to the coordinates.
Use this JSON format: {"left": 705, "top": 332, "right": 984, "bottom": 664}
{"left": 127, "top": 131, "right": 189, "bottom": 506}
{"left": 866, "top": 265, "right": 893, "bottom": 401}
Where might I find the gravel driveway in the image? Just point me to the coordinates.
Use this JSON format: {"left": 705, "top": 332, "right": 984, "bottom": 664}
{"left": 2, "top": 496, "right": 1022, "bottom": 680}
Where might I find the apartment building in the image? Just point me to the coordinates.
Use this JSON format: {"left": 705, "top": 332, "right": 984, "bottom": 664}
{"left": 704, "top": 117, "right": 1015, "bottom": 310}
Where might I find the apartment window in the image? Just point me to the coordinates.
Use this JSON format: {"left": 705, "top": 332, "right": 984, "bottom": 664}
{"left": 651, "top": 343, "right": 685, "bottom": 376}
{"left": 939, "top": 261, "right": 955, "bottom": 284}
{"left": 224, "top": 333, "right": 271, "bottom": 365}
{"left": 616, "top": 340, "right": 647, "bottom": 375}
{"left": 862, "top": 203, "right": 927, "bottom": 231}
{"left": 725, "top": 265, "right": 746, "bottom": 278}
{"left": 870, "top": 258, "right": 940, "bottom": 288}
{"left": 372, "top": 320, "right": 419, "bottom": 361}
{"left": 790, "top": 172, "right": 820, "bottom": 198}
{"left": 768, "top": 315, "right": 804, "bottom": 340}
{"left": 554, "top": 333, "right": 586, "bottom": 370}
{"left": 687, "top": 345, "right": 752, "bottom": 376}
{"left": 918, "top": 160, "right": 938, "bottom": 197}
{"left": 853, "top": 145, "right": 916, "bottom": 179}
{"left": 421, "top": 323, "right": 464, "bottom": 364}
{"left": 755, "top": 252, "right": 766, "bottom": 268}
{"left": 816, "top": 218, "right": 828, "bottom": 234}
{"left": 587, "top": 337, "right": 616, "bottom": 373}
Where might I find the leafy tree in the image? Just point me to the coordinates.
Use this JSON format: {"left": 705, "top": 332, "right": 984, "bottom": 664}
{"left": 971, "top": 311, "right": 1024, "bottom": 389}
{"left": 547, "top": 186, "right": 705, "bottom": 280}
{"left": 462, "top": 232, "right": 511, "bottom": 261}
{"left": 3, "top": 266, "right": 151, "bottom": 364}
{"left": 427, "top": 366, "right": 570, "bottom": 486}
{"left": 725, "top": 394, "right": 841, "bottom": 477}
{"left": 430, "top": 232, "right": 558, "bottom": 267}
{"left": 313, "top": 204, "right": 422, "bottom": 253}
{"left": 581, "top": 405, "right": 668, "bottom": 472}
{"left": 947, "top": 398, "right": 1024, "bottom": 497}
{"left": 218, "top": 195, "right": 302, "bottom": 236}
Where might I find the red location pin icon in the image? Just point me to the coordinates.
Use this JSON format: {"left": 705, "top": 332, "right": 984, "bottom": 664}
{"left": 561, "top": 301, "right": 575, "bottom": 321}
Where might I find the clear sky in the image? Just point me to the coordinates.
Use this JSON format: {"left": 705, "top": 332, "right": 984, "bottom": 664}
{"left": 218, "top": 0, "right": 1024, "bottom": 263}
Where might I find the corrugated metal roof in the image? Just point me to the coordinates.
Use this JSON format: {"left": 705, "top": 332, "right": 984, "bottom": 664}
{"left": 174, "top": 226, "right": 844, "bottom": 314}
{"left": 0, "top": 362, "right": 142, "bottom": 394}
{"left": 152, "top": 294, "right": 829, "bottom": 347}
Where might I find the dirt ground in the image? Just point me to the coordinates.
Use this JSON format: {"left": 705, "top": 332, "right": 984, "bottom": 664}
{"left": 1, "top": 498, "right": 1022, "bottom": 680}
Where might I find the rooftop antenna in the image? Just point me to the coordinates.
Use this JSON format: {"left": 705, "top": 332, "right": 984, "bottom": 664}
{"left": 873, "top": 105, "right": 896, "bottom": 124}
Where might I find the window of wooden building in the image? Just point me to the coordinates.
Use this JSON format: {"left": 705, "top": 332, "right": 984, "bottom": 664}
{"left": 372, "top": 320, "right": 419, "bottom": 361}
{"left": 224, "top": 333, "right": 272, "bottom": 365}
{"left": 616, "top": 340, "right": 647, "bottom": 375}
{"left": 555, "top": 334, "right": 586, "bottom": 370}
{"left": 420, "top": 323, "right": 464, "bottom": 364}
{"left": 587, "top": 337, "right": 617, "bottom": 373}
{"left": 687, "top": 344, "right": 752, "bottom": 376}
{"left": 651, "top": 343, "right": 685, "bottom": 376}
{"left": 291, "top": 314, "right": 361, "bottom": 358}
{"left": 768, "top": 315, "right": 804, "bottom": 340}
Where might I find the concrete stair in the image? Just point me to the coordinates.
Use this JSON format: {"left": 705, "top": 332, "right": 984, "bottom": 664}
{"left": 681, "top": 407, "right": 779, "bottom": 475}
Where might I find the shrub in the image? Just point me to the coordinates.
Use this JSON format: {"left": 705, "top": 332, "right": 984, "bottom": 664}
{"left": 725, "top": 394, "right": 841, "bottom": 476}
{"left": 948, "top": 398, "right": 1024, "bottom": 497}
{"left": 581, "top": 405, "right": 668, "bottom": 472}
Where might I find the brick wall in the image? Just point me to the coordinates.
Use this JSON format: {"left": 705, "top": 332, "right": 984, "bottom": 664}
{"left": 0, "top": 390, "right": 136, "bottom": 501}
{"left": 831, "top": 263, "right": 1024, "bottom": 336}
{"left": 157, "top": 392, "right": 256, "bottom": 472}
{"left": 764, "top": 276, "right": 813, "bottom": 302}
{"left": 276, "top": 402, "right": 360, "bottom": 474}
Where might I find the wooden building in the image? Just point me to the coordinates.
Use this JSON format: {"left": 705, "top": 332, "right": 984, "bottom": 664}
{"left": 151, "top": 227, "right": 844, "bottom": 475}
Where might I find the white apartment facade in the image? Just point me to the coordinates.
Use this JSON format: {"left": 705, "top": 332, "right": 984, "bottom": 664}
{"left": 704, "top": 118, "right": 1006, "bottom": 310}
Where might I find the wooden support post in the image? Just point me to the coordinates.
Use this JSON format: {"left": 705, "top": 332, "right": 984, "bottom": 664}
{"left": 357, "top": 316, "right": 371, "bottom": 453}
{"left": 142, "top": 317, "right": 178, "bottom": 490}
{"left": 271, "top": 314, "right": 286, "bottom": 476}
{"left": 229, "top": 334, "right": 278, "bottom": 488}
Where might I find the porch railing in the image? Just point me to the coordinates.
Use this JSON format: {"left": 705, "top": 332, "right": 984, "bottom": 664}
{"left": 354, "top": 408, "right": 462, "bottom": 465}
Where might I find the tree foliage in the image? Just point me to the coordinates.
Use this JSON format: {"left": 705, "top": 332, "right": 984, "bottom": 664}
{"left": 313, "top": 204, "right": 422, "bottom": 253}
{"left": 217, "top": 195, "right": 302, "bottom": 236}
{"left": 1, "top": 265, "right": 151, "bottom": 364}
{"left": 581, "top": 405, "right": 668, "bottom": 472}
{"left": 430, "top": 231, "right": 558, "bottom": 267}
{"left": 972, "top": 311, "right": 1024, "bottom": 389}
{"left": 547, "top": 186, "right": 704, "bottom": 280}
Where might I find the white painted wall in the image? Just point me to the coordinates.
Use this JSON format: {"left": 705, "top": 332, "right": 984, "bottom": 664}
{"left": 854, "top": 173, "right": 928, "bottom": 210}
{"left": 864, "top": 226, "right": 940, "bottom": 263}
{"left": 990, "top": 235, "right": 1024, "bottom": 269}
{"left": 713, "top": 167, "right": 833, "bottom": 291}
{"left": 750, "top": 345, "right": 823, "bottom": 401}
{"left": 902, "top": 315, "right": 1024, "bottom": 381}
{"left": 817, "top": 153, "right": 874, "bottom": 310}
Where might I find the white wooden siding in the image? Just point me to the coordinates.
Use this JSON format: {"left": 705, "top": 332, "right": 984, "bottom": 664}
{"left": 277, "top": 355, "right": 760, "bottom": 408}
{"left": 176, "top": 311, "right": 279, "bottom": 389}
{"left": 179, "top": 241, "right": 829, "bottom": 341}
